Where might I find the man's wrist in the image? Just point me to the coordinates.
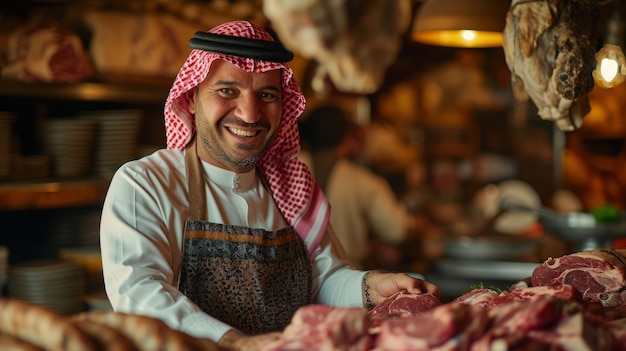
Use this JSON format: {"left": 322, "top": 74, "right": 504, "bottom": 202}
{"left": 362, "top": 271, "right": 375, "bottom": 309}
{"left": 217, "top": 328, "right": 244, "bottom": 349}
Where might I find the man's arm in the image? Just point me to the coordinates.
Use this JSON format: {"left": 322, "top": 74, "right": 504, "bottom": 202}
{"left": 100, "top": 162, "right": 232, "bottom": 342}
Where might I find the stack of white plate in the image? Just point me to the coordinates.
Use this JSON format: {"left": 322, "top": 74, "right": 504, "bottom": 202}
{"left": 8, "top": 260, "right": 85, "bottom": 315}
{"left": 77, "top": 210, "right": 102, "bottom": 247}
{"left": 59, "top": 246, "right": 103, "bottom": 295}
{"left": 42, "top": 119, "right": 96, "bottom": 178}
{"left": 84, "top": 291, "right": 112, "bottom": 311}
{"left": 79, "top": 109, "right": 142, "bottom": 178}
{"left": 50, "top": 208, "right": 101, "bottom": 249}
{"left": 0, "top": 112, "right": 14, "bottom": 180}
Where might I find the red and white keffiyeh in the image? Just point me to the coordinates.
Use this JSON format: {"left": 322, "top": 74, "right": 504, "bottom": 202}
{"left": 164, "top": 20, "right": 329, "bottom": 254}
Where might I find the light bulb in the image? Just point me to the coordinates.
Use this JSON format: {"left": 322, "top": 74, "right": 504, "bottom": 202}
{"left": 593, "top": 44, "right": 626, "bottom": 88}
{"left": 600, "top": 57, "right": 619, "bottom": 82}
{"left": 461, "top": 30, "right": 477, "bottom": 42}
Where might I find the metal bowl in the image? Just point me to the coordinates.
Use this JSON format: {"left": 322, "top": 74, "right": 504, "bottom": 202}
{"left": 540, "top": 212, "right": 626, "bottom": 250}
{"left": 499, "top": 199, "right": 626, "bottom": 251}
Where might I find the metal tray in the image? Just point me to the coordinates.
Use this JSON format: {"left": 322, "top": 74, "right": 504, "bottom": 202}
{"left": 443, "top": 235, "right": 540, "bottom": 261}
{"left": 434, "top": 259, "right": 539, "bottom": 281}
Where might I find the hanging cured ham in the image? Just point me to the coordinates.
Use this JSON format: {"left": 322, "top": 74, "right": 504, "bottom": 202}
{"left": 502, "top": 0, "right": 600, "bottom": 131}
{"left": 263, "top": 0, "right": 412, "bottom": 94}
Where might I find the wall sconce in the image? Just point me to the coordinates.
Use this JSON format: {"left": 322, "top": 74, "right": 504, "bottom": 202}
{"left": 594, "top": 1, "right": 625, "bottom": 88}
{"left": 411, "top": 0, "right": 510, "bottom": 48}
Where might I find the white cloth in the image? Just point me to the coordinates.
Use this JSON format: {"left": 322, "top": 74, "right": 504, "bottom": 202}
{"left": 322, "top": 158, "right": 411, "bottom": 268}
{"left": 100, "top": 149, "right": 365, "bottom": 342}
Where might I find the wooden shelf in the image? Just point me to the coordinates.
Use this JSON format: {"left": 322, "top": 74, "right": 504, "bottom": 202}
{"left": 0, "top": 78, "right": 171, "bottom": 104}
{"left": 0, "top": 178, "right": 110, "bottom": 210}
{"left": 0, "top": 78, "right": 168, "bottom": 211}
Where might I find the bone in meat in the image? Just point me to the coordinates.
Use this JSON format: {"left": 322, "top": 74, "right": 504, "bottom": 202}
{"left": 531, "top": 249, "right": 626, "bottom": 308}
{"left": 502, "top": 0, "right": 599, "bottom": 131}
{"left": 263, "top": 0, "right": 412, "bottom": 94}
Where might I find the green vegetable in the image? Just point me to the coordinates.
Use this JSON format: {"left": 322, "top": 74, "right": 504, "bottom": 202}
{"left": 591, "top": 204, "right": 621, "bottom": 224}
{"left": 464, "top": 282, "right": 503, "bottom": 294}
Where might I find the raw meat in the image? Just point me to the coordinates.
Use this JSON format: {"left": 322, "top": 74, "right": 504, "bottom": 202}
{"left": 473, "top": 296, "right": 613, "bottom": 351}
{"left": 488, "top": 295, "right": 568, "bottom": 333}
{"left": 531, "top": 249, "right": 626, "bottom": 308}
{"left": 263, "top": 0, "right": 412, "bottom": 94}
{"left": 369, "top": 290, "right": 441, "bottom": 316}
{"left": 486, "top": 285, "right": 578, "bottom": 309}
{"left": 454, "top": 288, "right": 500, "bottom": 308}
{"left": 1, "top": 22, "right": 92, "bottom": 83}
{"left": 502, "top": 0, "right": 599, "bottom": 131}
{"left": 260, "top": 304, "right": 373, "bottom": 351}
{"left": 525, "top": 312, "right": 614, "bottom": 351}
{"left": 268, "top": 294, "right": 622, "bottom": 350}
{"left": 83, "top": 10, "right": 197, "bottom": 77}
{"left": 374, "top": 302, "right": 489, "bottom": 351}
{"left": 265, "top": 249, "right": 626, "bottom": 351}
{"left": 455, "top": 285, "right": 577, "bottom": 310}
{"left": 608, "top": 318, "right": 626, "bottom": 348}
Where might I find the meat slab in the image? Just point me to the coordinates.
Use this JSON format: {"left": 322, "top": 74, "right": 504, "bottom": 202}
{"left": 261, "top": 304, "right": 373, "bottom": 351}
{"left": 375, "top": 302, "right": 489, "bottom": 351}
{"left": 532, "top": 249, "right": 626, "bottom": 307}
{"left": 486, "top": 285, "right": 579, "bottom": 309}
{"left": 369, "top": 290, "right": 441, "bottom": 317}
{"left": 263, "top": 0, "right": 412, "bottom": 94}
{"left": 473, "top": 296, "right": 614, "bottom": 351}
{"left": 264, "top": 248, "right": 626, "bottom": 350}
{"left": 2, "top": 22, "right": 92, "bottom": 83}
{"left": 502, "top": 0, "right": 599, "bottom": 131}
{"left": 453, "top": 288, "right": 499, "bottom": 308}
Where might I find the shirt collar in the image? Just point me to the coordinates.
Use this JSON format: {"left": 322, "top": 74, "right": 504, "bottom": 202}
{"left": 200, "top": 161, "right": 257, "bottom": 191}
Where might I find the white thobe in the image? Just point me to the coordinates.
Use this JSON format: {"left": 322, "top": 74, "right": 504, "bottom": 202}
{"left": 100, "top": 148, "right": 365, "bottom": 342}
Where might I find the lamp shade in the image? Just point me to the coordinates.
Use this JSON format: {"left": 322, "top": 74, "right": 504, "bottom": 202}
{"left": 412, "top": 0, "right": 510, "bottom": 48}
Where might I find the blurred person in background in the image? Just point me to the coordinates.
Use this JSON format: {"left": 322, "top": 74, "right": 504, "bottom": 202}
{"left": 300, "top": 104, "right": 422, "bottom": 270}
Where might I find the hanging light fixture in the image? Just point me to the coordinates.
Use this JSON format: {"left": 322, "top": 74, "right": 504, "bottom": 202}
{"left": 593, "top": 0, "right": 625, "bottom": 88}
{"left": 411, "top": 0, "right": 510, "bottom": 48}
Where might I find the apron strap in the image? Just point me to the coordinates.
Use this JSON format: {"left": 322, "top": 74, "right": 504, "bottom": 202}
{"left": 185, "top": 136, "right": 208, "bottom": 221}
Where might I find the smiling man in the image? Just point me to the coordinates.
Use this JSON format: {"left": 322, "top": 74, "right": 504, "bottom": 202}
{"left": 191, "top": 60, "right": 282, "bottom": 171}
{"left": 99, "top": 20, "right": 439, "bottom": 351}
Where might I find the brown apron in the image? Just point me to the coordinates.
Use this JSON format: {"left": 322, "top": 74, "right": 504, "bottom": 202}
{"left": 178, "top": 139, "right": 312, "bottom": 335}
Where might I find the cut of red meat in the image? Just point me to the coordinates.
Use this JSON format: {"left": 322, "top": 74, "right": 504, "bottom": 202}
{"left": 510, "top": 277, "right": 532, "bottom": 291}
{"left": 374, "top": 302, "right": 488, "bottom": 351}
{"left": 486, "top": 285, "right": 578, "bottom": 309}
{"left": 263, "top": 251, "right": 626, "bottom": 351}
{"left": 488, "top": 295, "right": 569, "bottom": 334}
{"left": 526, "top": 312, "right": 614, "bottom": 351}
{"left": 2, "top": 23, "right": 92, "bottom": 83}
{"left": 454, "top": 288, "right": 499, "bottom": 308}
{"left": 531, "top": 249, "right": 626, "bottom": 307}
{"left": 472, "top": 296, "right": 573, "bottom": 350}
{"left": 48, "top": 38, "right": 92, "bottom": 82}
{"left": 261, "top": 305, "right": 373, "bottom": 351}
{"left": 368, "top": 290, "right": 441, "bottom": 316}
{"left": 608, "top": 318, "right": 626, "bottom": 348}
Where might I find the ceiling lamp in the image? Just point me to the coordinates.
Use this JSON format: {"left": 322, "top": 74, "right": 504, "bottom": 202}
{"left": 412, "top": 0, "right": 510, "bottom": 48}
{"left": 593, "top": 0, "right": 625, "bottom": 88}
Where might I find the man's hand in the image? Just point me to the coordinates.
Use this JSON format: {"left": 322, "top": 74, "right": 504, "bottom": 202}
{"left": 217, "top": 329, "right": 281, "bottom": 351}
{"left": 363, "top": 271, "right": 441, "bottom": 307}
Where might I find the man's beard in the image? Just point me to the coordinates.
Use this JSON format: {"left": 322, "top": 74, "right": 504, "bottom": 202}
{"left": 198, "top": 118, "right": 276, "bottom": 171}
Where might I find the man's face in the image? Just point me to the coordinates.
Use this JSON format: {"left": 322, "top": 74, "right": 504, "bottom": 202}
{"left": 190, "top": 60, "right": 283, "bottom": 172}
